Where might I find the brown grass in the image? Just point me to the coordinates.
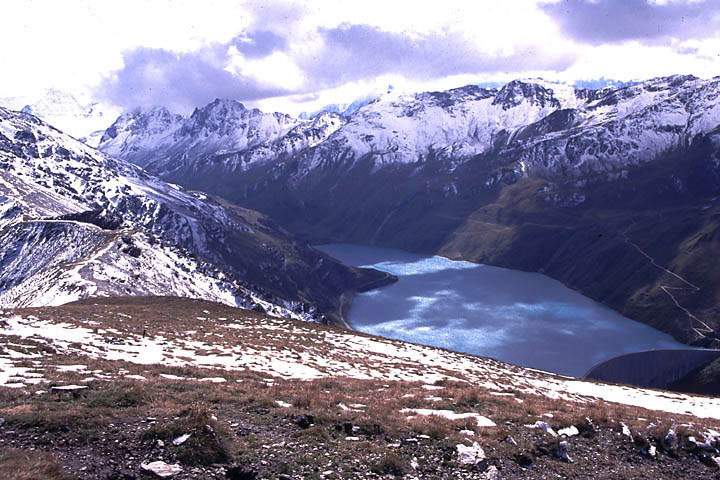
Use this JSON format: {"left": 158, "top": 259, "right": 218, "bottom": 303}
{"left": 0, "top": 449, "right": 76, "bottom": 480}
{"left": 371, "top": 452, "right": 408, "bottom": 477}
{"left": 142, "top": 404, "right": 236, "bottom": 466}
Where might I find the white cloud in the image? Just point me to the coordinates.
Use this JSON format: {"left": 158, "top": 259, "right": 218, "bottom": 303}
{"left": 1, "top": 0, "right": 719, "bottom": 114}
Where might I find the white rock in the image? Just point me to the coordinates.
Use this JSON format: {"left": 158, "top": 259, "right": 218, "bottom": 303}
{"left": 558, "top": 425, "right": 579, "bottom": 437}
{"left": 484, "top": 465, "right": 500, "bottom": 480}
{"left": 172, "top": 433, "right": 191, "bottom": 446}
{"left": 621, "top": 422, "right": 632, "bottom": 438}
{"left": 456, "top": 442, "right": 486, "bottom": 465}
{"left": 664, "top": 428, "right": 677, "bottom": 449}
{"left": 141, "top": 461, "right": 182, "bottom": 477}
{"left": 525, "top": 420, "right": 557, "bottom": 437}
{"left": 557, "top": 440, "right": 573, "bottom": 463}
{"left": 401, "top": 409, "right": 496, "bottom": 427}
{"left": 50, "top": 385, "right": 88, "bottom": 391}
{"left": 274, "top": 400, "right": 292, "bottom": 408}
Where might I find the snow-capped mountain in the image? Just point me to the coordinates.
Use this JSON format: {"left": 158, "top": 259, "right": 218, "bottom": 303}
{"left": 103, "top": 75, "right": 720, "bottom": 178}
{"left": 98, "top": 75, "right": 720, "bottom": 347}
{"left": 0, "top": 89, "right": 120, "bottom": 147}
{"left": 299, "top": 94, "right": 379, "bottom": 120}
{"left": 98, "top": 106, "right": 184, "bottom": 167}
{"left": 100, "top": 99, "right": 298, "bottom": 173}
{"left": 0, "top": 106, "right": 381, "bottom": 321}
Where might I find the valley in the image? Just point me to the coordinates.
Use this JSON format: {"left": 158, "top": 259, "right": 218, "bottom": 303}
{"left": 96, "top": 76, "right": 720, "bottom": 349}
{"left": 2, "top": 72, "right": 720, "bottom": 479}
{"left": 5, "top": 2, "right": 720, "bottom": 478}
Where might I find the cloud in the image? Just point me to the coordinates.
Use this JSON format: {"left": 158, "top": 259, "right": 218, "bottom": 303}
{"left": 233, "top": 30, "right": 288, "bottom": 58}
{"left": 542, "top": 0, "right": 720, "bottom": 45}
{"left": 98, "top": 41, "right": 290, "bottom": 113}
{"left": 98, "top": 21, "right": 576, "bottom": 112}
{"left": 300, "top": 24, "right": 576, "bottom": 88}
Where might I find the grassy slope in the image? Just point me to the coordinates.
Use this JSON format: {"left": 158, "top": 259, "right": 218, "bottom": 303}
{"left": 2, "top": 297, "right": 720, "bottom": 479}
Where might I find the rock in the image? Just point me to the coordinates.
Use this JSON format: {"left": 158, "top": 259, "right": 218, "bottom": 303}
{"left": 106, "top": 468, "right": 136, "bottom": 480}
{"left": 50, "top": 385, "right": 88, "bottom": 395}
{"left": 525, "top": 421, "right": 557, "bottom": 437}
{"left": 620, "top": 422, "right": 632, "bottom": 438}
{"left": 647, "top": 445, "right": 657, "bottom": 458}
{"left": 172, "top": 433, "right": 191, "bottom": 446}
{"left": 484, "top": 465, "right": 500, "bottom": 480}
{"left": 140, "top": 461, "right": 182, "bottom": 478}
{"left": 556, "top": 441, "right": 573, "bottom": 463}
{"left": 663, "top": 428, "right": 677, "bottom": 451}
{"left": 295, "top": 414, "right": 314, "bottom": 429}
{"left": 514, "top": 452, "right": 534, "bottom": 467}
{"left": 456, "top": 442, "right": 486, "bottom": 466}
{"left": 580, "top": 417, "right": 596, "bottom": 437}
{"left": 506, "top": 435, "right": 518, "bottom": 447}
{"left": 558, "top": 425, "right": 579, "bottom": 437}
{"left": 49, "top": 384, "right": 89, "bottom": 399}
{"left": 225, "top": 465, "right": 257, "bottom": 480}
{"left": 698, "top": 454, "right": 720, "bottom": 469}
{"left": 410, "top": 457, "right": 419, "bottom": 470}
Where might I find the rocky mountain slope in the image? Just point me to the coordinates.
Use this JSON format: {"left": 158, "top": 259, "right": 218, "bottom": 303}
{"left": 100, "top": 99, "right": 302, "bottom": 171}
{"left": 0, "top": 106, "right": 386, "bottom": 323}
{"left": 99, "top": 75, "right": 720, "bottom": 347}
{"left": 1, "top": 296, "right": 720, "bottom": 479}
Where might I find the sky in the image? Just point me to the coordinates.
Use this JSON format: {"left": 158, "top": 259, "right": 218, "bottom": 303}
{"left": 1, "top": 0, "right": 720, "bottom": 115}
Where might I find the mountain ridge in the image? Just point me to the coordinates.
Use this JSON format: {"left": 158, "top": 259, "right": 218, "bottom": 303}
{"left": 0, "top": 106, "right": 386, "bottom": 322}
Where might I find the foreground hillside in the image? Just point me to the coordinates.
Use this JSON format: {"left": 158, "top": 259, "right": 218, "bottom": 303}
{"left": 99, "top": 76, "right": 720, "bottom": 347}
{"left": 2, "top": 297, "right": 720, "bottom": 479}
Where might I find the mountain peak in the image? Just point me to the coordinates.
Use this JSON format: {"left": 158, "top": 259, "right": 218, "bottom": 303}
{"left": 194, "top": 98, "right": 247, "bottom": 115}
{"left": 100, "top": 105, "right": 182, "bottom": 144}
{"left": 492, "top": 79, "right": 562, "bottom": 110}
